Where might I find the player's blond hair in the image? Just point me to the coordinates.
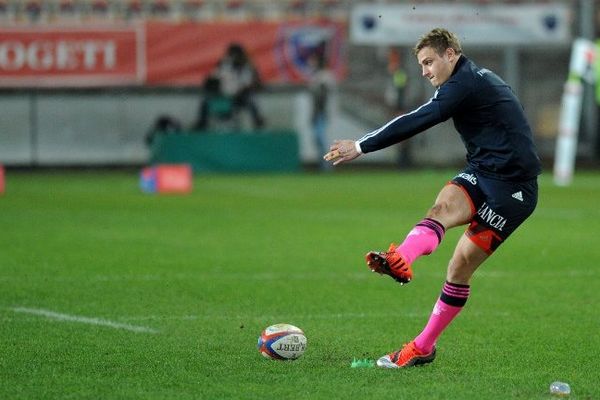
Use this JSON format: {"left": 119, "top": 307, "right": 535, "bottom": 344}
{"left": 414, "top": 28, "right": 462, "bottom": 57}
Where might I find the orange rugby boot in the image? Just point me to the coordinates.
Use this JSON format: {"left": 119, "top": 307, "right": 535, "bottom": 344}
{"left": 376, "top": 341, "right": 436, "bottom": 368}
{"left": 365, "top": 244, "right": 413, "bottom": 285}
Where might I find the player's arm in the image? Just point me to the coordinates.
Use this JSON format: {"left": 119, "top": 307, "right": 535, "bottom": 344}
{"left": 358, "top": 94, "right": 443, "bottom": 154}
{"left": 358, "top": 81, "right": 468, "bottom": 154}
{"left": 322, "top": 99, "right": 442, "bottom": 166}
{"left": 324, "top": 80, "right": 467, "bottom": 165}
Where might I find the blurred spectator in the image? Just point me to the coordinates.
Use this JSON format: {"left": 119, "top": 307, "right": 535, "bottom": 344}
{"left": 90, "top": 0, "right": 110, "bottom": 16}
{"left": 194, "top": 43, "right": 265, "bottom": 131}
{"left": 387, "top": 47, "right": 408, "bottom": 111}
{"left": 0, "top": 0, "right": 8, "bottom": 16}
{"left": 150, "top": 0, "right": 170, "bottom": 17}
{"left": 224, "top": 0, "right": 243, "bottom": 12}
{"left": 288, "top": 0, "right": 307, "bottom": 18}
{"left": 58, "top": 0, "right": 75, "bottom": 14}
{"left": 386, "top": 47, "right": 412, "bottom": 168}
{"left": 124, "top": 0, "right": 142, "bottom": 20}
{"left": 184, "top": 0, "right": 205, "bottom": 11}
{"left": 54, "top": 0, "right": 83, "bottom": 21}
{"left": 145, "top": 115, "right": 183, "bottom": 147}
{"left": 182, "top": 0, "right": 206, "bottom": 20}
{"left": 24, "top": 0, "right": 42, "bottom": 22}
{"left": 308, "top": 49, "right": 335, "bottom": 171}
{"left": 194, "top": 75, "right": 236, "bottom": 130}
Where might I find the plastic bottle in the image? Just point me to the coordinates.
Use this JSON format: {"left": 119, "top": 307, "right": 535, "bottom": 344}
{"left": 549, "top": 381, "right": 571, "bottom": 397}
{"left": 350, "top": 358, "right": 374, "bottom": 368}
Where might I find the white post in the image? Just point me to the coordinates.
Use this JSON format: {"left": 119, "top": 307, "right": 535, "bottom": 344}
{"left": 553, "top": 38, "right": 596, "bottom": 186}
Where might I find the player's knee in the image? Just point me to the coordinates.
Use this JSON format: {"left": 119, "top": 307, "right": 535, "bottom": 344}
{"left": 427, "top": 198, "right": 471, "bottom": 228}
{"left": 427, "top": 201, "right": 450, "bottom": 220}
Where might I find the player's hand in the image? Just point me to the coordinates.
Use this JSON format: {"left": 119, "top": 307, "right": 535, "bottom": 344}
{"left": 323, "top": 140, "right": 361, "bottom": 166}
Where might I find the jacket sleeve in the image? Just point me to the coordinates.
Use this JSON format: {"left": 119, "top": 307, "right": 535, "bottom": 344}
{"left": 357, "top": 81, "right": 469, "bottom": 153}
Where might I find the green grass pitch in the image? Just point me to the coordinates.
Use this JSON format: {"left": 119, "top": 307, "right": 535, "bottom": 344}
{"left": 1, "top": 169, "right": 598, "bottom": 399}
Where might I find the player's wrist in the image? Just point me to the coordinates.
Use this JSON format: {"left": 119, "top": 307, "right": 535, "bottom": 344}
{"left": 354, "top": 141, "right": 363, "bottom": 154}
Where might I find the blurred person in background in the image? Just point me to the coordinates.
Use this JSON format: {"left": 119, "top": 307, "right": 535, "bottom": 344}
{"left": 194, "top": 43, "right": 265, "bottom": 131}
{"left": 387, "top": 47, "right": 408, "bottom": 112}
{"left": 308, "top": 49, "right": 336, "bottom": 171}
{"left": 386, "top": 47, "right": 411, "bottom": 168}
{"left": 145, "top": 115, "right": 182, "bottom": 147}
{"left": 324, "top": 28, "right": 540, "bottom": 369}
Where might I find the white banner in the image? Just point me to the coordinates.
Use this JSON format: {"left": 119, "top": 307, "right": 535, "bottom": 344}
{"left": 351, "top": 3, "right": 571, "bottom": 46}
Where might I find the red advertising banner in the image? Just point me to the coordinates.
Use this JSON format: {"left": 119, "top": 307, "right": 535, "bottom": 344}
{"left": 0, "top": 25, "right": 143, "bottom": 87}
{"left": 0, "top": 20, "right": 346, "bottom": 88}
{"left": 144, "top": 20, "right": 347, "bottom": 86}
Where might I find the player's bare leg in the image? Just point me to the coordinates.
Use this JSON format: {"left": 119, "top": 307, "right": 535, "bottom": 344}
{"left": 445, "top": 234, "right": 489, "bottom": 285}
{"left": 367, "top": 184, "right": 473, "bottom": 284}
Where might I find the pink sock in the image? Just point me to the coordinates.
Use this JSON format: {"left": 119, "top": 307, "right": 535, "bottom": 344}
{"left": 397, "top": 218, "right": 445, "bottom": 264}
{"left": 414, "top": 281, "right": 470, "bottom": 353}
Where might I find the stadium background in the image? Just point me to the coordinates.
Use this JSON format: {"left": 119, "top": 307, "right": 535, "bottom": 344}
{"left": 0, "top": 0, "right": 598, "bottom": 171}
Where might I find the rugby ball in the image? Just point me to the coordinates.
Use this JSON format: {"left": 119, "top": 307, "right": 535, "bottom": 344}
{"left": 257, "top": 323, "right": 307, "bottom": 360}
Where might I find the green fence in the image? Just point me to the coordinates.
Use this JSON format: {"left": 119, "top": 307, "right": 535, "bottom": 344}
{"left": 150, "top": 131, "right": 300, "bottom": 172}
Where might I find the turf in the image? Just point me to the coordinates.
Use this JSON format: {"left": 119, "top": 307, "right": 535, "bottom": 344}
{"left": 0, "top": 169, "right": 598, "bottom": 399}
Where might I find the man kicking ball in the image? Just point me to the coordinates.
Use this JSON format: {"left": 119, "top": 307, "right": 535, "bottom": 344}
{"left": 324, "top": 28, "right": 540, "bottom": 368}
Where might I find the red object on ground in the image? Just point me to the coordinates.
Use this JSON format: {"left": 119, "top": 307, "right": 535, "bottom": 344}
{"left": 140, "top": 164, "right": 192, "bottom": 194}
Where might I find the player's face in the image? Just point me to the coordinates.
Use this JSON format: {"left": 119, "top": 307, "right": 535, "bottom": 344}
{"left": 417, "top": 46, "right": 457, "bottom": 87}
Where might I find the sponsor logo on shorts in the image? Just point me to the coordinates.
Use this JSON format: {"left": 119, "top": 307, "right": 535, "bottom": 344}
{"left": 511, "top": 191, "right": 523, "bottom": 201}
{"left": 477, "top": 202, "right": 507, "bottom": 231}
{"left": 457, "top": 172, "right": 477, "bottom": 185}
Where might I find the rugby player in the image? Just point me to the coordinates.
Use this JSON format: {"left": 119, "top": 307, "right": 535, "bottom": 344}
{"left": 324, "top": 28, "right": 541, "bottom": 368}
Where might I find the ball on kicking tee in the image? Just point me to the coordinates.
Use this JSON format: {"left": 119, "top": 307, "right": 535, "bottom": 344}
{"left": 257, "top": 323, "right": 307, "bottom": 360}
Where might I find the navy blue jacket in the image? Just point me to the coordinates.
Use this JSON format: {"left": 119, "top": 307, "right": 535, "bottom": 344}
{"left": 357, "top": 56, "right": 541, "bottom": 181}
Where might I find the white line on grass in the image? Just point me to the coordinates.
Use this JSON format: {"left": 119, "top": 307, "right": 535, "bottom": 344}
{"left": 11, "top": 307, "right": 159, "bottom": 334}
